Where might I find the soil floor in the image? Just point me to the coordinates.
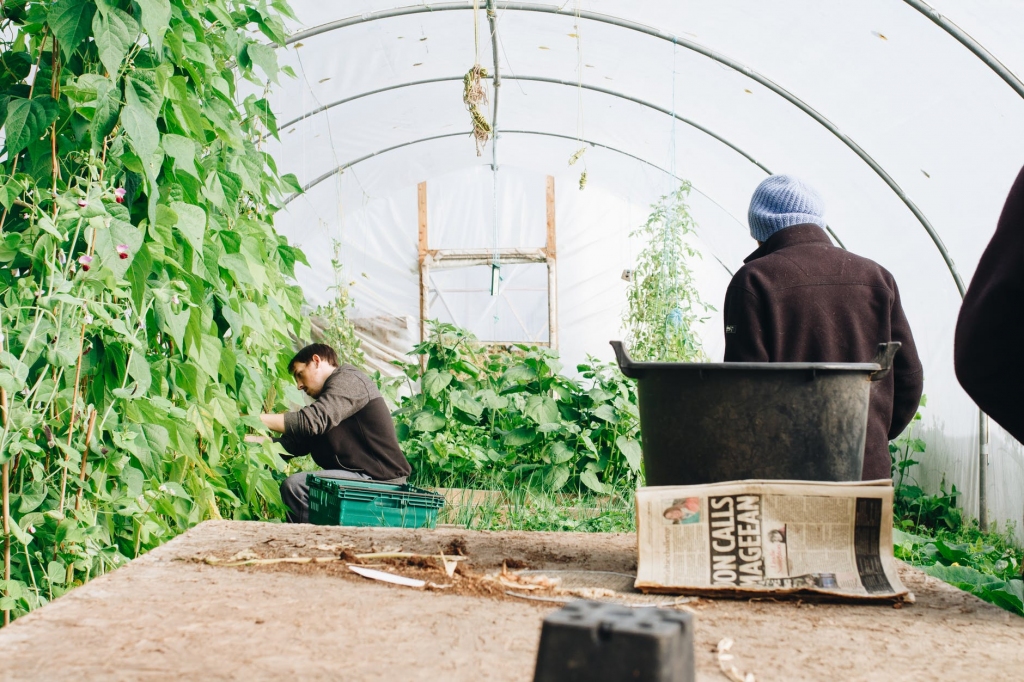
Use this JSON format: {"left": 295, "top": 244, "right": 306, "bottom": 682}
{"left": 1, "top": 520, "right": 1022, "bottom": 681}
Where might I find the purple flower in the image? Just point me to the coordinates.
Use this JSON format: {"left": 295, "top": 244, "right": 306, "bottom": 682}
{"left": 116, "top": 244, "right": 130, "bottom": 260}
{"left": 78, "top": 255, "right": 93, "bottom": 271}
{"left": 77, "top": 199, "right": 88, "bottom": 208}
{"left": 114, "top": 188, "right": 126, "bottom": 204}
{"left": 171, "top": 294, "right": 180, "bottom": 306}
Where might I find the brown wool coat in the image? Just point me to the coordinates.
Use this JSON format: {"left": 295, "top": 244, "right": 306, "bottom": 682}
{"left": 723, "top": 224, "right": 924, "bottom": 480}
{"left": 955, "top": 163, "right": 1024, "bottom": 444}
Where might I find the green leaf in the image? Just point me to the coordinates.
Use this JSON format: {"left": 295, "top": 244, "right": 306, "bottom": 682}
{"left": 422, "top": 369, "right": 453, "bottom": 397}
{"left": 548, "top": 441, "right": 575, "bottom": 464}
{"left": 544, "top": 464, "right": 571, "bottom": 491}
{"left": 11, "top": 518, "right": 33, "bottom": 546}
{"left": 502, "top": 363, "right": 537, "bottom": 386}
{"left": 48, "top": 0, "right": 97, "bottom": 59}
{"left": 450, "top": 390, "right": 483, "bottom": 419}
{"left": 18, "top": 481, "right": 47, "bottom": 514}
{"left": 93, "top": 1, "right": 140, "bottom": 77}
{"left": 190, "top": 334, "right": 222, "bottom": 380}
{"left": 524, "top": 395, "right": 560, "bottom": 426}
{"left": 125, "top": 75, "right": 163, "bottom": 118}
{"left": 135, "top": 0, "right": 171, "bottom": 56}
{"left": 94, "top": 217, "right": 144, "bottom": 279}
{"left": 411, "top": 410, "right": 446, "bottom": 433}
{"left": 504, "top": 427, "right": 537, "bottom": 447}
{"left": 246, "top": 42, "right": 279, "bottom": 83}
{"left": 580, "top": 470, "right": 613, "bottom": 494}
{"left": 121, "top": 101, "right": 159, "bottom": 158}
{"left": 5, "top": 97, "right": 60, "bottom": 156}
{"left": 47, "top": 561, "right": 66, "bottom": 586}
{"left": 161, "top": 134, "right": 197, "bottom": 177}
{"left": 592, "top": 404, "right": 619, "bottom": 423}
{"left": 476, "top": 389, "right": 507, "bottom": 411}
{"left": 615, "top": 435, "right": 643, "bottom": 472}
{"left": 127, "top": 349, "right": 152, "bottom": 396}
{"left": 90, "top": 77, "right": 121, "bottom": 149}
{"left": 171, "top": 201, "right": 207, "bottom": 252}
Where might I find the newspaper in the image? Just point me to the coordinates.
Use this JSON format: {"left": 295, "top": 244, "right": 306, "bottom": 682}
{"left": 635, "top": 479, "right": 909, "bottom": 601}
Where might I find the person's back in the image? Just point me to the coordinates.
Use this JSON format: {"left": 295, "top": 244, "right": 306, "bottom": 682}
{"left": 724, "top": 176, "right": 924, "bottom": 481}
{"left": 955, "top": 163, "right": 1024, "bottom": 443}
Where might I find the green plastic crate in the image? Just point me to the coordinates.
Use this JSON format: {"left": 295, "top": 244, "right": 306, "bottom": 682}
{"left": 307, "top": 475, "right": 445, "bottom": 528}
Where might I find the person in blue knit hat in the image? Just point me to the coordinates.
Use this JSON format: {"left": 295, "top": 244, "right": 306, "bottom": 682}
{"left": 723, "top": 175, "right": 924, "bottom": 482}
{"left": 747, "top": 174, "right": 828, "bottom": 243}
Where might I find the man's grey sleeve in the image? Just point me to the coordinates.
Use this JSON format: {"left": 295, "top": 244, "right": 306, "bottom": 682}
{"left": 275, "top": 432, "right": 311, "bottom": 459}
{"left": 282, "top": 371, "right": 372, "bottom": 438}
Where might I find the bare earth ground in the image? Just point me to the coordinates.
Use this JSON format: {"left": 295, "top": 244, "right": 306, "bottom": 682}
{"left": 1, "top": 521, "right": 1022, "bottom": 681}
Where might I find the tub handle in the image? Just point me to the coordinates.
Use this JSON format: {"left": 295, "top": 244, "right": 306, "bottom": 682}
{"left": 869, "top": 342, "right": 901, "bottom": 381}
{"left": 609, "top": 341, "right": 642, "bottom": 378}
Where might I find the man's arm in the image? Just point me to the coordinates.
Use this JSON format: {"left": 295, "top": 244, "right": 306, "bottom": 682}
{"left": 283, "top": 370, "right": 372, "bottom": 438}
{"left": 260, "top": 413, "right": 286, "bottom": 433}
{"left": 723, "top": 284, "right": 770, "bottom": 362}
{"left": 888, "top": 280, "right": 924, "bottom": 440}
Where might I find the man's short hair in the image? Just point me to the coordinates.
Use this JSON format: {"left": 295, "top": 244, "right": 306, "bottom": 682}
{"left": 288, "top": 343, "right": 339, "bottom": 373}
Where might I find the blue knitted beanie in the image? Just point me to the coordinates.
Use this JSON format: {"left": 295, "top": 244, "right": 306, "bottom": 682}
{"left": 748, "top": 175, "right": 826, "bottom": 242}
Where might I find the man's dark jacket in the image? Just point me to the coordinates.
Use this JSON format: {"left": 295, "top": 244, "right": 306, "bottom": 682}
{"left": 723, "top": 224, "right": 924, "bottom": 480}
{"left": 955, "top": 163, "right": 1024, "bottom": 444}
{"left": 278, "top": 365, "right": 411, "bottom": 480}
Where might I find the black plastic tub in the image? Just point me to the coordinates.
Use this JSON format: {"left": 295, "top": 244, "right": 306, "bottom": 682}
{"left": 610, "top": 341, "right": 900, "bottom": 486}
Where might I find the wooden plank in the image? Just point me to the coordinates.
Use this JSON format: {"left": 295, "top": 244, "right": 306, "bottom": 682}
{"left": 417, "top": 182, "right": 429, "bottom": 348}
{"left": 545, "top": 176, "right": 558, "bottom": 349}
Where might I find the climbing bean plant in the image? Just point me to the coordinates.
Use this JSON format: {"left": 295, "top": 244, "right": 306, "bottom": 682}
{"left": 623, "top": 182, "right": 711, "bottom": 361}
{"left": 0, "top": 0, "right": 308, "bottom": 622}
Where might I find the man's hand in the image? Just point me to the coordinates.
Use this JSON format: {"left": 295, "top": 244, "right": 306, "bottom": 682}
{"left": 244, "top": 435, "right": 270, "bottom": 444}
{"left": 260, "top": 413, "right": 286, "bottom": 433}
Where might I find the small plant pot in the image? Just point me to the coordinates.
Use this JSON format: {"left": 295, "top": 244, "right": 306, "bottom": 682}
{"left": 610, "top": 341, "right": 900, "bottom": 485}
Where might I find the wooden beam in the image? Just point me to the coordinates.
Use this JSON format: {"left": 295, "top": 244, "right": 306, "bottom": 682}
{"left": 417, "top": 182, "right": 429, "bottom": 349}
{"left": 545, "top": 176, "right": 558, "bottom": 349}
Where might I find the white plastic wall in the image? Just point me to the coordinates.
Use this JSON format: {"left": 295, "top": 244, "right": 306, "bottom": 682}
{"left": 262, "top": 1, "right": 1024, "bottom": 538}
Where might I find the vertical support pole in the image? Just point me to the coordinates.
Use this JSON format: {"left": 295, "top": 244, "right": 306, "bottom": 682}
{"left": 545, "top": 176, "right": 558, "bottom": 349}
{"left": 979, "top": 410, "right": 989, "bottom": 532}
{"left": 2, "top": 387, "right": 10, "bottom": 627}
{"left": 417, "top": 182, "right": 429, "bottom": 371}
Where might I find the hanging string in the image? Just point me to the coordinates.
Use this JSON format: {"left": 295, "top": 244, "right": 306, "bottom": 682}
{"left": 464, "top": 0, "right": 491, "bottom": 155}
{"left": 661, "top": 38, "right": 680, "bottom": 355}
{"left": 473, "top": 0, "right": 480, "bottom": 62}
{"left": 569, "top": 0, "right": 588, "bottom": 189}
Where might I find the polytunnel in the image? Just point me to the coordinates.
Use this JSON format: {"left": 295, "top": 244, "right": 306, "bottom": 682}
{"left": 259, "top": 1, "right": 1024, "bottom": 538}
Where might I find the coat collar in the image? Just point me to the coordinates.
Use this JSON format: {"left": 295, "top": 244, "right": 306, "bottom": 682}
{"left": 743, "top": 224, "right": 833, "bottom": 263}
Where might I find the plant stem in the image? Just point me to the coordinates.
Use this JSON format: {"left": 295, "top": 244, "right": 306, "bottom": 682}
{"left": 2, "top": 387, "right": 10, "bottom": 627}
{"left": 56, "top": 320, "right": 88, "bottom": 517}
{"left": 73, "top": 409, "right": 97, "bottom": 513}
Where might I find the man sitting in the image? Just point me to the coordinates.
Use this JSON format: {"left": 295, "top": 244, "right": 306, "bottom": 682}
{"left": 722, "top": 175, "right": 924, "bottom": 481}
{"left": 258, "top": 343, "right": 411, "bottom": 523}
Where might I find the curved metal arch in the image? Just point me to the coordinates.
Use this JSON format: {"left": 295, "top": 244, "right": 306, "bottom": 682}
{"left": 279, "top": 75, "right": 770, "bottom": 173}
{"left": 284, "top": 127, "right": 747, "bottom": 276}
{"left": 285, "top": 1, "right": 964, "bottom": 295}
{"left": 282, "top": 126, "right": 845, "bottom": 254}
{"left": 903, "top": 0, "right": 1024, "bottom": 101}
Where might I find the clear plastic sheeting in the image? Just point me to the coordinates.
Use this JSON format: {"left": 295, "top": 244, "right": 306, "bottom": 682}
{"left": 262, "top": 1, "right": 1024, "bottom": 537}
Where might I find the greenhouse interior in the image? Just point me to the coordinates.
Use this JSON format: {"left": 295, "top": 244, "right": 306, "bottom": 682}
{"left": 1, "top": 0, "right": 1023, "bottom": 679}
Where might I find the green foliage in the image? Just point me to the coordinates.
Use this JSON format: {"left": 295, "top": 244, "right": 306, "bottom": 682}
{"left": 890, "top": 397, "right": 963, "bottom": 531}
{"left": 310, "top": 239, "right": 364, "bottom": 368}
{"left": 388, "top": 322, "right": 642, "bottom": 495}
{"left": 623, "top": 182, "right": 711, "bottom": 361}
{"left": 441, "top": 487, "right": 636, "bottom": 534}
{"left": 890, "top": 397, "right": 1023, "bottom": 617}
{"left": 0, "top": 0, "right": 307, "bottom": 621}
{"left": 895, "top": 528, "right": 1023, "bottom": 616}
